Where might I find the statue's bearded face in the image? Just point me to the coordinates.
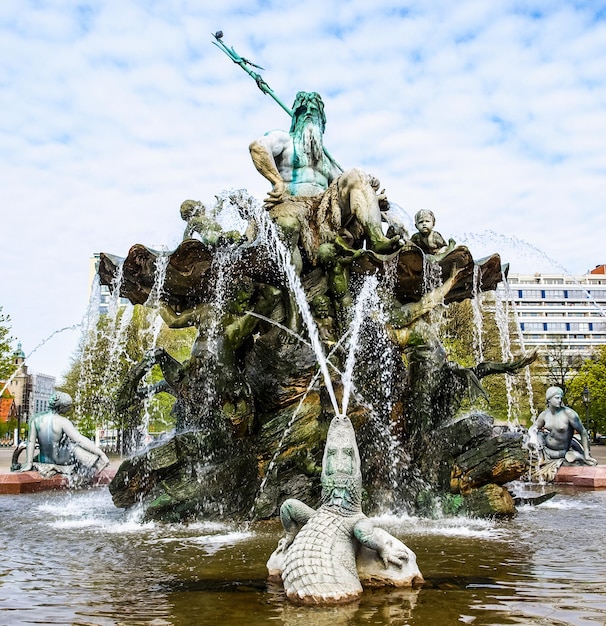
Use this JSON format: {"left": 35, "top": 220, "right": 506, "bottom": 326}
{"left": 290, "top": 92, "right": 326, "bottom": 166}
{"left": 320, "top": 416, "right": 362, "bottom": 511}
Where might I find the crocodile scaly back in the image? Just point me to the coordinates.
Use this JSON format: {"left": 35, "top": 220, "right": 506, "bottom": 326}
{"left": 282, "top": 507, "right": 366, "bottom": 604}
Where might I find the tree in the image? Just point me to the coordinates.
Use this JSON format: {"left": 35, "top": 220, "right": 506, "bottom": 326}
{"left": 541, "top": 338, "right": 583, "bottom": 396}
{"left": 566, "top": 346, "right": 606, "bottom": 440}
{"left": 0, "top": 307, "right": 16, "bottom": 381}
{"left": 60, "top": 304, "right": 196, "bottom": 442}
{"left": 440, "top": 295, "right": 537, "bottom": 424}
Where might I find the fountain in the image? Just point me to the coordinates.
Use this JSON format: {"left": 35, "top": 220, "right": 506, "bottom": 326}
{"left": 97, "top": 88, "right": 535, "bottom": 538}
{"left": 3, "top": 50, "right": 606, "bottom": 626}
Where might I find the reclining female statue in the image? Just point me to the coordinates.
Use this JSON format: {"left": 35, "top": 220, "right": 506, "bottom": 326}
{"left": 18, "top": 392, "right": 110, "bottom": 477}
{"left": 528, "top": 386, "right": 596, "bottom": 466}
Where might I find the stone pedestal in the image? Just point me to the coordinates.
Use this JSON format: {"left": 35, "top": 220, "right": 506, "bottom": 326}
{"left": 554, "top": 465, "right": 606, "bottom": 488}
{"left": 0, "top": 469, "right": 115, "bottom": 495}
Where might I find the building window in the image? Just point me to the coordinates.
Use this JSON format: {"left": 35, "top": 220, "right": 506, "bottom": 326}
{"left": 521, "top": 290, "right": 542, "bottom": 298}
{"left": 547, "top": 323, "right": 567, "bottom": 330}
{"left": 544, "top": 290, "right": 565, "bottom": 298}
{"left": 569, "top": 323, "right": 590, "bottom": 332}
{"left": 524, "top": 322, "right": 544, "bottom": 331}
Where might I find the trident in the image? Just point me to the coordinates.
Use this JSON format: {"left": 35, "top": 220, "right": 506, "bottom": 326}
{"left": 212, "top": 31, "right": 343, "bottom": 173}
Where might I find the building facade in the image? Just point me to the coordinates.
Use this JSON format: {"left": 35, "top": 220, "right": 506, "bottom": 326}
{"left": 30, "top": 372, "right": 56, "bottom": 415}
{"left": 3, "top": 344, "right": 56, "bottom": 440}
{"left": 499, "top": 264, "right": 606, "bottom": 360}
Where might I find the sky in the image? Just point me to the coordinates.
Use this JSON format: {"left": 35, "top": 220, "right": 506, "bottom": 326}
{"left": 1, "top": 0, "right": 605, "bottom": 380}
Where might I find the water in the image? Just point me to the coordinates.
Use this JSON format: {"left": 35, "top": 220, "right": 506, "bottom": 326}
{"left": 244, "top": 191, "right": 341, "bottom": 416}
{"left": 2, "top": 485, "right": 605, "bottom": 625}
{"left": 0, "top": 324, "right": 81, "bottom": 400}
{"left": 341, "top": 275, "right": 379, "bottom": 417}
{"left": 137, "top": 252, "right": 170, "bottom": 440}
{"left": 471, "top": 265, "right": 484, "bottom": 363}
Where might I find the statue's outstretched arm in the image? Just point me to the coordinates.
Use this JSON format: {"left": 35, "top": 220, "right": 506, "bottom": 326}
{"left": 353, "top": 518, "right": 409, "bottom": 569}
{"left": 567, "top": 409, "right": 595, "bottom": 463}
{"left": 158, "top": 302, "right": 212, "bottom": 329}
{"left": 473, "top": 349, "right": 538, "bottom": 380}
{"left": 138, "top": 379, "right": 174, "bottom": 398}
{"left": 59, "top": 417, "right": 109, "bottom": 466}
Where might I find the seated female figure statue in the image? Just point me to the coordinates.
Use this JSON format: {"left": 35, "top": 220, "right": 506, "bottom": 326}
{"left": 19, "top": 392, "right": 110, "bottom": 476}
{"left": 529, "top": 386, "right": 597, "bottom": 466}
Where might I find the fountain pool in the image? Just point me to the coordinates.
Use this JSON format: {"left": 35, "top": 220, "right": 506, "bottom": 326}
{"left": 2, "top": 485, "right": 605, "bottom": 625}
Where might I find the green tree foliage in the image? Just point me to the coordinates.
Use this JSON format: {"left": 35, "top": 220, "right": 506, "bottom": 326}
{"left": 566, "top": 346, "right": 606, "bottom": 439}
{"left": 541, "top": 338, "right": 583, "bottom": 397}
{"left": 440, "top": 295, "right": 538, "bottom": 424}
{"left": 0, "top": 307, "right": 16, "bottom": 381}
{"left": 60, "top": 305, "right": 196, "bottom": 438}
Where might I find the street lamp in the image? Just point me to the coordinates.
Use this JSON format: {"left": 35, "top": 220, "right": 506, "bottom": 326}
{"left": 582, "top": 386, "right": 591, "bottom": 435}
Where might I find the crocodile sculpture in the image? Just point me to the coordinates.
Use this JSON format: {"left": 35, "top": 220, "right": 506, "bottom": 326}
{"left": 267, "top": 414, "right": 424, "bottom": 605}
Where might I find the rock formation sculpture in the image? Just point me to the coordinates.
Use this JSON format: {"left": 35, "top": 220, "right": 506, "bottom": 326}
{"left": 99, "top": 91, "right": 536, "bottom": 522}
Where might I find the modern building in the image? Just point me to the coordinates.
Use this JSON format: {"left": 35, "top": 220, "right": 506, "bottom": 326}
{"left": 30, "top": 372, "right": 56, "bottom": 415}
{"left": 499, "top": 264, "right": 606, "bottom": 361}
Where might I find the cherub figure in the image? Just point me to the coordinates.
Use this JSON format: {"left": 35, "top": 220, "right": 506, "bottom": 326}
{"left": 411, "top": 210, "right": 455, "bottom": 260}
{"left": 180, "top": 199, "right": 242, "bottom": 245}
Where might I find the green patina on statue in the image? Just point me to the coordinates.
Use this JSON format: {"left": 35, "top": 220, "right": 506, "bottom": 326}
{"left": 527, "top": 386, "right": 597, "bottom": 480}
{"left": 99, "top": 87, "right": 535, "bottom": 527}
{"left": 14, "top": 392, "right": 109, "bottom": 482}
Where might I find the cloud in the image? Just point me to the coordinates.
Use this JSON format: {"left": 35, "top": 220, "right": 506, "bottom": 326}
{"left": 1, "top": 0, "right": 605, "bottom": 378}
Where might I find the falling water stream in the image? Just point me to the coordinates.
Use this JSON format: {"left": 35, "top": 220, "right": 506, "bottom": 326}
{"left": 340, "top": 275, "right": 379, "bottom": 417}
{"left": 246, "top": 192, "right": 341, "bottom": 417}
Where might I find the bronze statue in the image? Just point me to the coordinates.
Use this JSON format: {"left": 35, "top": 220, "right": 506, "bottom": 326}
{"left": 529, "top": 386, "right": 597, "bottom": 467}
{"left": 18, "top": 392, "right": 109, "bottom": 479}
{"left": 411, "top": 209, "right": 455, "bottom": 261}
{"left": 249, "top": 91, "right": 403, "bottom": 271}
{"left": 267, "top": 414, "right": 423, "bottom": 604}
{"left": 100, "top": 73, "right": 531, "bottom": 523}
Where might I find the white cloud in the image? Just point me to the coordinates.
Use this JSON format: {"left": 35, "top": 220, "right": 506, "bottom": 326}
{"left": 1, "top": 0, "right": 605, "bottom": 378}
